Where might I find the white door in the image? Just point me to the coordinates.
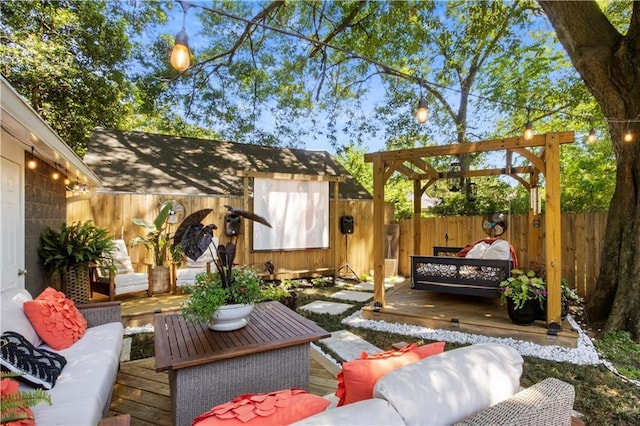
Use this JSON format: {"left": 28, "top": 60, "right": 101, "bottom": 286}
{"left": 1, "top": 156, "right": 24, "bottom": 290}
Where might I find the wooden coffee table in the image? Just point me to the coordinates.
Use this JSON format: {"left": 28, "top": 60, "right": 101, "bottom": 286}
{"left": 154, "top": 301, "right": 330, "bottom": 426}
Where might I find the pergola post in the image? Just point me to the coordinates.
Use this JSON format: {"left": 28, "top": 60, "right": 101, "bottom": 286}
{"left": 413, "top": 179, "right": 422, "bottom": 256}
{"left": 544, "top": 133, "right": 562, "bottom": 327}
{"left": 373, "top": 158, "right": 386, "bottom": 306}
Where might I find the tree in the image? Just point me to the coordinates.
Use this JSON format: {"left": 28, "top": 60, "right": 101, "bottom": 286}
{"left": 0, "top": 0, "right": 170, "bottom": 155}
{"left": 539, "top": 1, "right": 640, "bottom": 339}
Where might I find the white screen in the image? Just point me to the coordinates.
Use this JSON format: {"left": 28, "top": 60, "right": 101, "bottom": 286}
{"left": 253, "top": 178, "right": 329, "bottom": 250}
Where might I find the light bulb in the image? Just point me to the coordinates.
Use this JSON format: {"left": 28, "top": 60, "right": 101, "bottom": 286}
{"left": 52, "top": 171, "right": 60, "bottom": 180}
{"left": 523, "top": 121, "right": 534, "bottom": 141}
{"left": 27, "top": 159, "right": 37, "bottom": 169}
{"left": 587, "top": 128, "right": 597, "bottom": 144}
{"left": 624, "top": 130, "right": 633, "bottom": 143}
{"left": 416, "top": 97, "right": 428, "bottom": 124}
{"left": 170, "top": 29, "right": 190, "bottom": 72}
{"left": 64, "top": 177, "right": 71, "bottom": 185}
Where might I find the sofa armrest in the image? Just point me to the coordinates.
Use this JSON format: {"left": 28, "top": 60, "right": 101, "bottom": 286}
{"left": 454, "top": 378, "right": 575, "bottom": 426}
{"left": 77, "top": 301, "right": 122, "bottom": 328}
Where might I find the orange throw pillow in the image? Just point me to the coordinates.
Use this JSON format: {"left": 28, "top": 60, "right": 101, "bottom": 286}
{"left": 192, "top": 388, "right": 330, "bottom": 425}
{"left": 23, "top": 287, "right": 87, "bottom": 351}
{"left": 0, "top": 378, "right": 35, "bottom": 425}
{"left": 335, "top": 342, "right": 445, "bottom": 406}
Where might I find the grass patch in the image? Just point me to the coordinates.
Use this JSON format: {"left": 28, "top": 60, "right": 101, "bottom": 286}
{"left": 127, "top": 282, "right": 640, "bottom": 424}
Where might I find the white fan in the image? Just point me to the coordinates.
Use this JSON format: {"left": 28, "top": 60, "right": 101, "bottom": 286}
{"left": 162, "top": 200, "right": 186, "bottom": 224}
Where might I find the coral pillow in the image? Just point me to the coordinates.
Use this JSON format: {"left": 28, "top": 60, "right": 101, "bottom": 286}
{"left": 0, "top": 378, "right": 35, "bottom": 425}
{"left": 192, "top": 388, "right": 330, "bottom": 425}
{"left": 23, "top": 287, "right": 87, "bottom": 351}
{"left": 335, "top": 341, "right": 445, "bottom": 406}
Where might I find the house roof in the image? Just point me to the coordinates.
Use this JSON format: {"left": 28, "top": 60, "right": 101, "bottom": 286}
{"left": 1, "top": 76, "right": 101, "bottom": 187}
{"left": 84, "top": 129, "right": 372, "bottom": 199}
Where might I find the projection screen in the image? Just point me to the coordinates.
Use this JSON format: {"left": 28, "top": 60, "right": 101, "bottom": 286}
{"left": 253, "top": 178, "right": 329, "bottom": 250}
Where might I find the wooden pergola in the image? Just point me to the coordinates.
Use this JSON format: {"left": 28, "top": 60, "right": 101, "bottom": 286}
{"left": 364, "top": 131, "right": 575, "bottom": 330}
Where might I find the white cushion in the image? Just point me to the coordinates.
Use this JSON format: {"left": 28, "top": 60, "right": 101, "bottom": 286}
{"left": 465, "top": 242, "right": 490, "bottom": 259}
{"left": 0, "top": 288, "right": 41, "bottom": 347}
{"left": 110, "top": 239, "right": 130, "bottom": 259}
{"left": 482, "top": 239, "right": 512, "bottom": 261}
{"left": 292, "top": 398, "right": 405, "bottom": 426}
{"left": 373, "top": 343, "right": 523, "bottom": 426}
{"left": 31, "top": 395, "right": 103, "bottom": 426}
{"left": 176, "top": 268, "right": 208, "bottom": 287}
{"left": 40, "top": 322, "right": 123, "bottom": 409}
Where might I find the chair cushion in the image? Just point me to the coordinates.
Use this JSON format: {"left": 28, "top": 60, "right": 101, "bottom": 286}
{"left": 0, "top": 331, "right": 67, "bottom": 390}
{"left": 373, "top": 343, "right": 523, "bottom": 426}
{"left": 0, "top": 288, "right": 41, "bottom": 347}
{"left": 22, "top": 288, "right": 87, "bottom": 351}
{"left": 192, "top": 388, "right": 330, "bottom": 426}
{"left": 292, "top": 398, "right": 405, "bottom": 426}
{"left": 335, "top": 342, "right": 445, "bottom": 406}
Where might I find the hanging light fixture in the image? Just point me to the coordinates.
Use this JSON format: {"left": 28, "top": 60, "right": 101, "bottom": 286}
{"left": 448, "top": 162, "right": 461, "bottom": 192}
{"left": 416, "top": 96, "right": 429, "bottom": 124}
{"left": 623, "top": 121, "right": 634, "bottom": 143}
{"left": 27, "top": 147, "right": 37, "bottom": 170}
{"left": 523, "top": 107, "right": 534, "bottom": 141}
{"left": 170, "top": 1, "right": 192, "bottom": 72}
{"left": 466, "top": 178, "right": 477, "bottom": 202}
{"left": 587, "top": 127, "right": 597, "bottom": 144}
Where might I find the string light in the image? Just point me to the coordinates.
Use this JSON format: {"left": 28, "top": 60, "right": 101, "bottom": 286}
{"left": 416, "top": 96, "right": 428, "bottom": 124}
{"left": 623, "top": 121, "right": 634, "bottom": 142}
{"left": 587, "top": 120, "right": 597, "bottom": 144}
{"left": 523, "top": 108, "right": 534, "bottom": 141}
{"left": 170, "top": 1, "right": 192, "bottom": 72}
{"left": 27, "top": 147, "right": 37, "bottom": 169}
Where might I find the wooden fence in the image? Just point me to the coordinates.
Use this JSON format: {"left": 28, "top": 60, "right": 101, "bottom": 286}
{"left": 67, "top": 195, "right": 606, "bottom": 298}
{"left": 397, "top": 213, "right": 608, "bottom": 299}
{"left": 67, "top": 194, "right": 394, "bottom": 280}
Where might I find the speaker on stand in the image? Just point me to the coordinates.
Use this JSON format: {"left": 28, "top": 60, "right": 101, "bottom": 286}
{"left": 338, "top": 215, "right": 359, "bottom": 281}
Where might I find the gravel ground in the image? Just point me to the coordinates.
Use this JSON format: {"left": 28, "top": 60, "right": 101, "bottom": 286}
{"left": 342, "top": 311, "right": 603, "bottom": 365}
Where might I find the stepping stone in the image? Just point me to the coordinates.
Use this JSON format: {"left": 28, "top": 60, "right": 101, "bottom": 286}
{"left": 120, "top": 337, "right": 132, "bottom": 362}
{"left": 320, "top": 330, "right": 382, "bottom": 361}
{"left": 330, "top": 290, "right": 373, "bottom": 303}
{"left": 299, "top": 300, "right": 353, "bottom": 315}
{"left": 351, "top": 281, "right": 394, "bottom": 292}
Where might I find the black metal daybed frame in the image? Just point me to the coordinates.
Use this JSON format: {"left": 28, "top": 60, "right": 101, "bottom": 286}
{"left": 411, "top": 246, "right": 512, "bottom": 298}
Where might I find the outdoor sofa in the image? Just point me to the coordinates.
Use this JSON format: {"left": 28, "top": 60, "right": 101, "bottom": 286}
{"left": 293, "top": 343, "right": 575, "bottom": 425}
{"left": 1, "top": 287, "right": 123, "bottom": 425}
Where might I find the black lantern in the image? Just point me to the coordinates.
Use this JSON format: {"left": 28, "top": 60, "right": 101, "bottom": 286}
{"left": 448, "top": 162, "right": 461, "bottom": 192}
{"left": 466, "top": 178, "right": 477, "bottom": 202}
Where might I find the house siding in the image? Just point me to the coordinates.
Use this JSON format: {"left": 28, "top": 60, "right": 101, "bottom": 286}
{"left": 24, "top": 156, "right": 66, "bottom": 295}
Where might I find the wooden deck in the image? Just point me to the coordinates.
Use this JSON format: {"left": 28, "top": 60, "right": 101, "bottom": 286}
{"left": 362, "top": 279, "right": 579, "bottom": 348}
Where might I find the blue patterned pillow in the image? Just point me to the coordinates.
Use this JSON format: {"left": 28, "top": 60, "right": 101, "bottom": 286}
{"left": 0, "top": 331, "right": 67, "bottom": 389}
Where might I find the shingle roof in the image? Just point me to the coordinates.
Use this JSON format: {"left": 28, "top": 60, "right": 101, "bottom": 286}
{"left": 84, "top": 129, "right": 371, "bottom": 199}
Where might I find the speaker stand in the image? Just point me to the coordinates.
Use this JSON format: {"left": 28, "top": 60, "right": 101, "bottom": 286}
{"left": 338, "top": 234, "right": 360, "bottom": 281}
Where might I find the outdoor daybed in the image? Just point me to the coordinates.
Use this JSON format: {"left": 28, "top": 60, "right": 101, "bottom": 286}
{"left": 293, "top": 343, "right": 575, "bottom": 425}
{"left": 1, "top": 287, "right": 123, "bottom": 425}
{"left": 411, "top": 238, "right": 515, "bottom": 298}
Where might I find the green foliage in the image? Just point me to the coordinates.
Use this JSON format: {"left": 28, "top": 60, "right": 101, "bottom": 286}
{"left": 181, "top": 268, "right": 263, "bottom": 324}
{"left": 594, "top": 331, "right": 640, "bottom": 380}
{"left": 38, "top": 221, "right": 115, "bottom": 276}
{"left": 131, "top": 202, "right": 173, "bottom": 266}
{"left": 500, "top": 269, "right": 547, "bottom": 310}
{"left": 1, "top": 371, "right": 51, "bottom": 424}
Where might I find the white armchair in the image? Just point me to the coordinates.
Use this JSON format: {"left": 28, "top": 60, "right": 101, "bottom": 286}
{"left": 173, "top": 238, "right": 218, "bottom": 292}
{"left": 90, "top": 239, "right": 150, "bottom": 301}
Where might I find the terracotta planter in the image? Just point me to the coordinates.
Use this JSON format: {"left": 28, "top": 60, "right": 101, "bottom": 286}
{"left": 208, "top": 304, "right": 254, "bottom": 331}
{"left": 506, "top": 298, "right": 537, "bottom": 326}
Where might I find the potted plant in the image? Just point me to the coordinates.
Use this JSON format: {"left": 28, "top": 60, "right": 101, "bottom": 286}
{"left": 181, "top": 267, "right": 264, "bottom": 330}
{"left": 178, "top": 206, "right": 272, "bottom": 330}
{"left": 499, "top": 269, "right": 547, "bottom": 325}
{"left": 1, "top": 372, "right": 51, "bottom": 424}
{"left": 38, "top": 221, "right": 115, "bottom": 304}
{"left": 536, "top": 278, "right": 583, "bottom": 321}
{"left": 132, "top": 202, "right": 174, "bottom": 294}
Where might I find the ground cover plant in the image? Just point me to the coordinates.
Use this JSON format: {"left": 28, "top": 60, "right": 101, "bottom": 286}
{"left": 130, "top": 280, "right": 640, "bottom": 424}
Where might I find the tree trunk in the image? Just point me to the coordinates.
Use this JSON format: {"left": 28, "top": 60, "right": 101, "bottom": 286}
{"left": 539, "top": 1, "right": 640, "bottom": 339}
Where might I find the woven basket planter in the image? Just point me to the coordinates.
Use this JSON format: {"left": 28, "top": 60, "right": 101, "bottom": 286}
{"left": 61, "top": 264, "right": 91, "bottom": 304}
